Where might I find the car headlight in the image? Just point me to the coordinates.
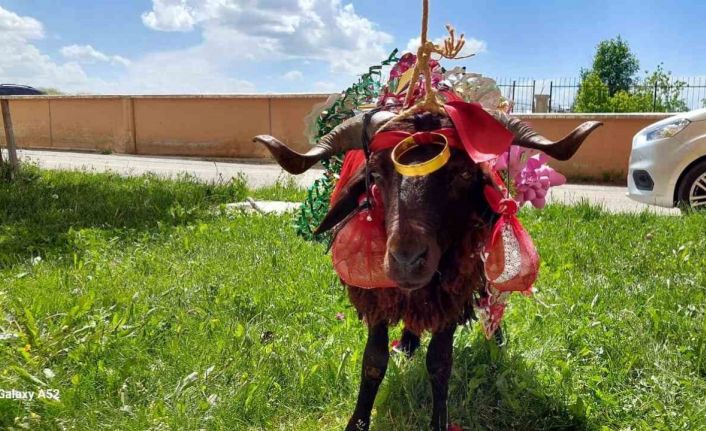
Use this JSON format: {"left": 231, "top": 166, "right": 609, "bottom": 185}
{"left": 644, "top": 118, "right": 690, "bottom": 142}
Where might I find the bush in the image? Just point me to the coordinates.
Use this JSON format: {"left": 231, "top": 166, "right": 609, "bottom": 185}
{"left": 574, "top": 36, "right": 688, "bottom": 113}
{"left": 575, "top": 66, "right": 688, "bottom": 113}
{"left": 607, "top": 90, "right": 651, "bottom": 112}
{"left": 573, "top": 72, "right": 611, "bottom": 112}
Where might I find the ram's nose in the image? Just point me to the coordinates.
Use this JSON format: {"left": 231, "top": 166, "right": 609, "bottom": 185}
{"left": 389, "top": 245, "right": 428, "bottom": 271}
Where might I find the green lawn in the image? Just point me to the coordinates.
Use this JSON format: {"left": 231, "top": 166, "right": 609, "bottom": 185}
{"left": 1, "top": 168, "right": 705, "bottom": 430}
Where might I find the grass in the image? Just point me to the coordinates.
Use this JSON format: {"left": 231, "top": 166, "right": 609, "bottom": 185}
{"left": 247, "top": 176, "right": 307, "bottom": 202}
{"left": 0, "top": 168, "right": 705, "bottom": 430}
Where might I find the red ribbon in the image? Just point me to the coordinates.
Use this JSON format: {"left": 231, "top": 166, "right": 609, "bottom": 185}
{"left": 444, "top": 101, "right": 514, "bottom": 163}
{"left": 329, "top": 101, "right": 522, "bottom": 290}
{"left": 333, "top": 102, "right": 514, "bottom": 200}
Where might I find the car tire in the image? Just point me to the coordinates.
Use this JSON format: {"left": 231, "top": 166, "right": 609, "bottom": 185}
{"left": 677, "top": 159, "right": 706, "bottom": 211}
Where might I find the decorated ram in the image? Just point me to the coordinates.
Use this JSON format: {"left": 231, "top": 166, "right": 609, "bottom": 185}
{"left": 253, "top": 3, "right": 601, "bottom": 430}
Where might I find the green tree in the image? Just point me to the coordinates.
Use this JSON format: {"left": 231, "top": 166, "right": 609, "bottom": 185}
{"left": 574, "top": 72, "right": 611, "bottom": 112}
{"left": 588, "top": 36, "right": 640, "bottom": 96}
{"left": 574, "top": 38, "right": 688, "bottom": 113}
{"left": 576, "top": 67, "right": 688, "bottom": 113}
{"left": 607, "top": 65, "right": 688, "bottom": 113}
{"left": 640, "top": 64, "right": 688, "bottom": 112}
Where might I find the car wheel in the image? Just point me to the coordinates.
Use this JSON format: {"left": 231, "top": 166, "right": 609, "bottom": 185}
{"left": 677, "top": 160, "right": 706, "bottom": 211}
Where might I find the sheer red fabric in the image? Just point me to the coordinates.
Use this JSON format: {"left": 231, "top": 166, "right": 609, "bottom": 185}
{"left": 331, "top": 184, "right": 396, "bottom": 288}
{"left": 330, "top": 149, "right": 365, "bottom": 204}
{"left": 482, "top": 184, "right": 539, "bottom": 293}
{"left": 328, "top": 102, "right": 518, "bottom": 290}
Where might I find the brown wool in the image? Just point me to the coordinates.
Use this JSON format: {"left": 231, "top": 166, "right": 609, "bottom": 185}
{"left": 346, "top": 214, "right": 490, "bottom": 335}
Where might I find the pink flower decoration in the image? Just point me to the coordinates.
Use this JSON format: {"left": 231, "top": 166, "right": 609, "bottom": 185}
{"left": 496, "top": 148, "right": 566, "bottom": 209}
{"left": 494, "top": 145, "right": 524, "bottom": 173}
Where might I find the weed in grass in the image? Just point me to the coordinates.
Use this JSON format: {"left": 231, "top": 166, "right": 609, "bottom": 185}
{"left": 0, "top": 169, "right": 705, "bottom": 430}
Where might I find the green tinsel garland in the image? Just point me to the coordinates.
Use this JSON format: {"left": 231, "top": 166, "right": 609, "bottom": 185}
{"left": 295, "top": 49, "right": 400, "bottom": 241}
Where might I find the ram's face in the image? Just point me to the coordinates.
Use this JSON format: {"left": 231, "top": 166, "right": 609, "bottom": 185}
{"left": 367, "top": 146, "right": 486, "bottom": 290}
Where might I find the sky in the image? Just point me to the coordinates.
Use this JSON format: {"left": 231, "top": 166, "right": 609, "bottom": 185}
{"left": 1, "top": 0, "right": 706, "bottom": 95}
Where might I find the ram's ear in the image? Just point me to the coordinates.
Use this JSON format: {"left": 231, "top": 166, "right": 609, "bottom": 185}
{"left": 314, "top": 168, "right": 368, "bottom": 235}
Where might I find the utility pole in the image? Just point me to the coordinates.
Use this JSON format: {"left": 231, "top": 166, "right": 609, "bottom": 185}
{"left": 1, "top": 99, "right": 19, "bottom": 177}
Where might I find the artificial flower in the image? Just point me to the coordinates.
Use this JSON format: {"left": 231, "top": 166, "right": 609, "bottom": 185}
{"left": 496, "top": 148, "right": 566, "bottom": 209}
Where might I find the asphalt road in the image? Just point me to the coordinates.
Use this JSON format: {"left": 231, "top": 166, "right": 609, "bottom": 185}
{"left": 14, "top": 149, "right": 680, "bottom": 215}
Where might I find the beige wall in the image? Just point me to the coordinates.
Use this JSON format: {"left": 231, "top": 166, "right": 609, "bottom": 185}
{"left": 1, "top": 94, "right": 671, "bottom": 181}
{"left": 134, "top": 97, "right": 270, "bottom": 158}
{"left": 0, "top": 99, "right": 52, "bottom": 149}
{"left": 517, "top": 113, "right": 670, "bottom": 180}
{"left": 50, "top": 98, "right": 133, "bottom": 153}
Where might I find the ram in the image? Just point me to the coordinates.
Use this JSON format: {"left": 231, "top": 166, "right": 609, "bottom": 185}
{"left": 255, "top": 104, "right": 599, "bottom": 430}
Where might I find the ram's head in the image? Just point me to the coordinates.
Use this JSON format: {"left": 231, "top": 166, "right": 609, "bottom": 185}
{"left": 254, "top": 111, "right": 600, "bottom": 290}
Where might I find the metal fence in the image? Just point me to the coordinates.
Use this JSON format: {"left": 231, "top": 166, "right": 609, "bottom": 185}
{"left": 495, "top": 77, "right": 706, "bottom": 113}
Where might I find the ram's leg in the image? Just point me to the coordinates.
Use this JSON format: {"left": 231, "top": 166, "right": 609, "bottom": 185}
{"left": 427, "top": 324, "right": 457, "bottom": 431}
{"left": 393, "top": 327, "right": 421, "bottom": 357}
{"left": 345, "top": 322, "right": 389, "bottom": 431}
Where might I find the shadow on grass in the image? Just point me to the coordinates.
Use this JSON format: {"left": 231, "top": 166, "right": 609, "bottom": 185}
{"left": 374, "top": 330, "right": 586, "bottom": 431}
{"left": 0, "top": 167, "right": 246, "bottom": 267}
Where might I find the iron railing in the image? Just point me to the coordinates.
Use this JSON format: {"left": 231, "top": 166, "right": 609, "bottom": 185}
{"left": 495, "top": 77, "right": 706, "bottom": 113}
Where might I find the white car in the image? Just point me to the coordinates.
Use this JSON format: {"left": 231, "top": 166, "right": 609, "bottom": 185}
{"left": 628, "top": 108, "right": 706, "bottom": 210}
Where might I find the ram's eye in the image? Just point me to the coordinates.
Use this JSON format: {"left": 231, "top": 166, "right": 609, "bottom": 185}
{"left": 460, "top": 170, "right": 474, "bottom": 181}
{"left": 370, "top": 172, "right": 383, "bottom": 182}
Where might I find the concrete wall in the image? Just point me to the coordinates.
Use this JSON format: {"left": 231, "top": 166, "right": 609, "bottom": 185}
{"left": 0, "top": 95, "right": 330, "bottom": 157}
{"left": 518, "top": 113, "right": 670, "bottom": 181}
{"left": 1, "top": 94, "right": 671, "bottom": 181}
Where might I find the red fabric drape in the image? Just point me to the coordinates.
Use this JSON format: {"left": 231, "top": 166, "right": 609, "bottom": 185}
{"left": 329, "top": 102, "right": 529, "bottom": 290}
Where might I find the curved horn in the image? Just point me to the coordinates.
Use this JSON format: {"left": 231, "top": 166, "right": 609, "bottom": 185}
{"left": 253, "top": 111, "right": 395, "bottom": 174}
{"left": 491, "top": 111, "right": 602, "bottom": 161}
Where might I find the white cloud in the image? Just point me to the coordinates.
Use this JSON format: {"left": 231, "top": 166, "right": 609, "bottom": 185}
{"left": 283, "top": 70, "right": 303, "bottom": 81}
{"left": 141, "top": 0, "right": 200, "bottom": 32}
{"left": 0, "top": 2, "right": 395, "bottom": 94}
{"left": 115, "top": 47, "right": 256, "bottom": 94}
{"left": 0, "top": 4, "right": 237, "bottom": 95}
{"left": 462, "top": 38, "right": 487, "bottom": 56}
{"left": 113, "top": 56, "right": 132, "bottom": 67}
{"left": 139, "top": 0, "right": 394, "bottom": 75}
{"left": 0, "top": 6, "right": 103, "bottom": 92}
{"left": 60, "top": 44, "right": 131, "bottom": 67}
{"left": 0, "top": 6, "right": 43, "bottom": 39}
{"left": 405, "top": 36, "right": 487, "bottom": 58}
